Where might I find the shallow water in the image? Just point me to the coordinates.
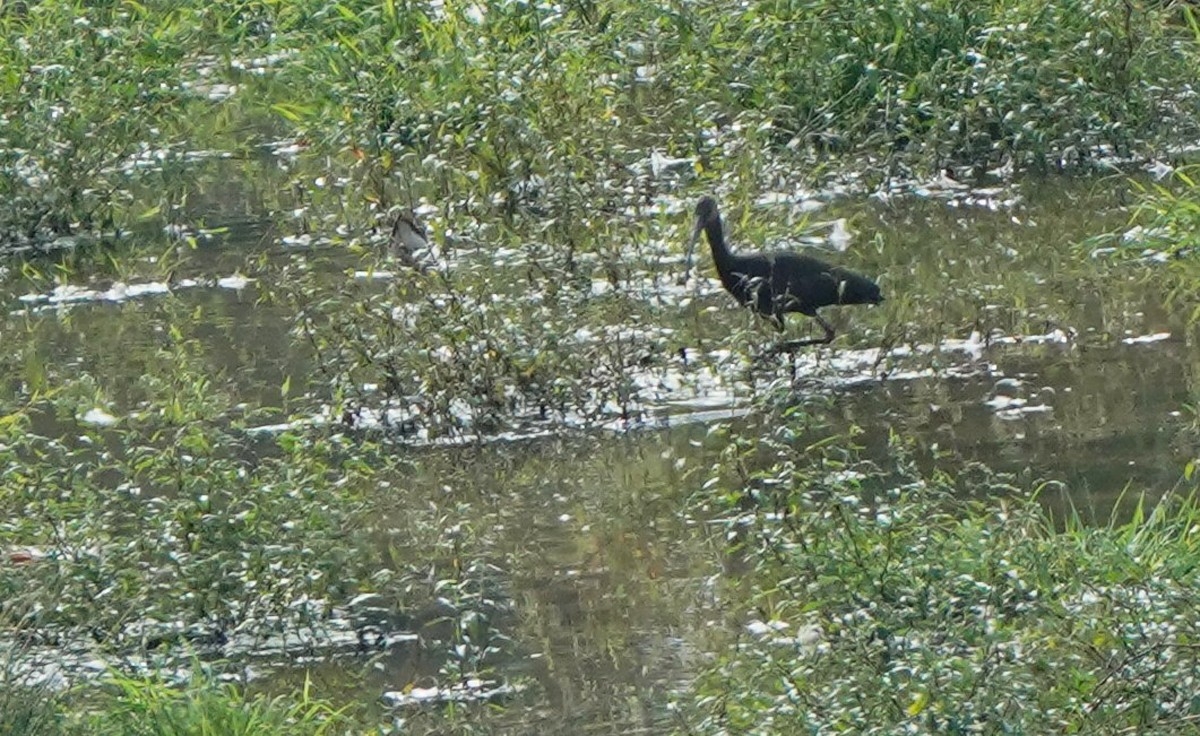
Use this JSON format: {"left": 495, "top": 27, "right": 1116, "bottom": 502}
{"left": 1, "top": 168, "right": 1194, "bottom": 732}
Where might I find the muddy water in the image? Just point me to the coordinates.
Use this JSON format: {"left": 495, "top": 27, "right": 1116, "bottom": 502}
{"left": 2, "top": 172, "right": 1195, "bottom": 731}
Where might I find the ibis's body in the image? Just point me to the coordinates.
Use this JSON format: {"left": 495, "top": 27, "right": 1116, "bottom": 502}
{"left": 686, "top": 196, "right": 883, "bottom": 347}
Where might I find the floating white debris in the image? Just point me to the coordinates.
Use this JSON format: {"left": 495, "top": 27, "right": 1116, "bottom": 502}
{"left": 382, "top": 678, "right": 517, "bottom": 708}
{"left": 987, "top": 159, "right": 1015, "bottom": 179}
{"left": 1145, "top": 159, "right": 1174, "bottom": 181}
{"left": 634, "top": 64, "right": 658, "bottom": 82}
{"left": 1122, "top": 332, "right": 1170, "bottom": 345}
{"left": 939, "top": 331, "right": 988, "bottom": 360}
{"left": 990, "top": 329, "right": 1073, "bottom": 346}
{"left": 267, "top": 139, "right": 306, "bottom": 158}
{"left": 988, "top": 395, "right": 1053, "bottom": 420}
{"left": 985, "top": 394, "right": 1024, "bottom": 411}
{"left": 113, "top": 282, "right": 170, "bottom": 300}
{"left": 589, "top": 280, "right": 614, "bottom": 297}
{"left": 1122, "top": 225, "right": 1169, "bottom": 243}
{"left": 746, "top": 619, "right": 788, "bottom": 637}
{"left": 19, "top": 281, "right": 174, "bottom": 305}
{"left": 1018, "top": 404, "right": 1053, "bottom": 414}
{"left": 754, "top": 191, "right": 793, "bottom": 206}
{"left": 795, "top": 624, "right": 824, "bottom": 648}
{"left": 826, "top": 469, "right": 866, "bottom": 484}
{"left": 746, "top": 620, "right": 823, "bottom": 651}
{"left": 825, "top": 218, "right": 852, "bottom": 251}
{"left": 401, "top": 686, "right": 440, "bottom": 703}
{"left": 280, "top": 234, "right": 315, "bottom": 247}
{"left": 81, "top": 408, "right": 119, "bottom": 426}
{"left": 205, "top": 83, "right": 237, "bottom": 101}
{"left": 244, "top": 412, "right": 330, "bottom": 435}
{"left": 217, "top": 274, "right": 253, "bottom": 290}
{"left": 647, "top": 150, "right": 695, "bottom": 178}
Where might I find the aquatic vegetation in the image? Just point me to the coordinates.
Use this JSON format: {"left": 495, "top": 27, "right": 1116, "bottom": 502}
{"left": 1, "top": 0, "right": 1200, "bottom": 733}
{"left": 83, "top": 674, "right": 356, "bottom": 736}
{"left": 0, "top": 422, "right": 364, "bottom": 643}
{"left": 1126, "top": 167, "right": 1200, "bottom": 260}
{"left": 0, "top": 0, "right": 1197, "bottom": 249}
{"left": 683, "top": 0, "right": 1199, "bottom": 171}
{"left": 0, "top": 4, "right": 195, "bottom": 246}
{"left": 678, "top": 425, "right": 1200, "bottom": 735}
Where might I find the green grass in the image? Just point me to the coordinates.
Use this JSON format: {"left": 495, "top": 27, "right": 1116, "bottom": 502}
{"left": 83, "top": 674, "right": 355, "bottom": 736}
{"left": 1, "top": 0, "right": 1198, "bottom": 246}
{"left": 676, "top": 427, "right": 1200, "bottom": 734}
{"left": 2, "top": 1, "right": 1200, "bottom": 733}
{"left": 0, "top": 673, "right": 356, "bottom": 736}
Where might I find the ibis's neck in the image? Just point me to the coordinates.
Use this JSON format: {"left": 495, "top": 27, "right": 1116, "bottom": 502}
{"left": 703, "top": 216, "right": 734, "bottom": 271}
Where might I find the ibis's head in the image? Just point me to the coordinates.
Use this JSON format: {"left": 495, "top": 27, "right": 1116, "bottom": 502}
{"left": 693, "top": 196, "right": 720, "bottom": 227}
{"left": 684, "top": 196, "right": 723, "bottom": 282}
{"left": 833, "top": 268, "right": 885, "bottom": 306}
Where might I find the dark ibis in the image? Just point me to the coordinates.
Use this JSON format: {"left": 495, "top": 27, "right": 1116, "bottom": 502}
{"left": 685, "top": 196, "right": 883, "bottom": 349}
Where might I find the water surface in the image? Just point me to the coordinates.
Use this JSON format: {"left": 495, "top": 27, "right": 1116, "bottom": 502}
{"left": 2, "top": 169, "right": 1193, "bottom": 732}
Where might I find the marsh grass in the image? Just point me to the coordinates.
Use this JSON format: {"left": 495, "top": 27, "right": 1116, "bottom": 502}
{"left": 2, "top": 0, "right": 1200, "bottom": 733}
{"left": 0, "top": 648, "right": 69, "bottom": 736}
{"left": 678, "top": 425, "right": 1200, "bottom": 734}
{"left": 82, "top": 674, "right": 356, "bottom": 736}
{"left": 0, "top": 671, "right": 354, "bottom": 736}
{"left": 1, "top": 0, "right": 1198, "bottom": 248}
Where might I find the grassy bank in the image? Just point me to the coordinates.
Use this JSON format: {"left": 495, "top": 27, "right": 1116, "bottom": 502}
{"left": 675, "top": 426, "right": 1200, "bottom": 735}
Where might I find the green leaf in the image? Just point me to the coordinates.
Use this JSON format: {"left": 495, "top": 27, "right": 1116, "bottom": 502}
{"left": 270, "top": 103, "right": 312, "bottom": 123}
{"left": 906, "top": 691, "right": 929, "bottom": 716}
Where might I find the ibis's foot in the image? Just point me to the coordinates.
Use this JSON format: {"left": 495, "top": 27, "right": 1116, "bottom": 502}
{"left": 751, "top": 339, "right": 819, "bottom": 364}
{"left": 767, "top": 335, "right": 835, "bottom": 354}
{"left": 778, "top": 337, "right": 829, "bottom": 352}
{"left": 766, "top": 316, "right": 837, "bottom": 354}
{"left": 751, "top": 325, "right": 836, "bottom": 367}
{"left": 751, "top": 345, "right": 782, "bottom": 364}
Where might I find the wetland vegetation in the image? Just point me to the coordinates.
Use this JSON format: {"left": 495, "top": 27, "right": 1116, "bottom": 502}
{"left": 4, "top": 0, "right": 1200, "bottom": 733}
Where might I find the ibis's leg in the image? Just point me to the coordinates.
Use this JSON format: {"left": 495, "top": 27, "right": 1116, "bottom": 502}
{"left": 814, "top": 313, "right": 836, "bottom": 343}
{"left": 771, "top": 313, "right": 837, "bottom": 353}
{"left": 750, "top": 312, "right": 793, "bottom": 363}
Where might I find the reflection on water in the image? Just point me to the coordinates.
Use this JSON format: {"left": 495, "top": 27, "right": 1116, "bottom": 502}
{"left": 841, "top": 336, "right": 1192, "bottom": 522}
{"left": 1, "top": 171, "right": 1196, "bottom": 732}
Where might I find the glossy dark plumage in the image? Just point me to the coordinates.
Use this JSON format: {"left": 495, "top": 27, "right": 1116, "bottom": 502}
{"left": 685, "top": 196, "right": 883, "bottom": 348}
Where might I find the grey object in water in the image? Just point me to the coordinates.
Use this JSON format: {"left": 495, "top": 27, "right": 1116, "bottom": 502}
{"left": 388, "top": 211, "right": 431, "bottom": 271}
